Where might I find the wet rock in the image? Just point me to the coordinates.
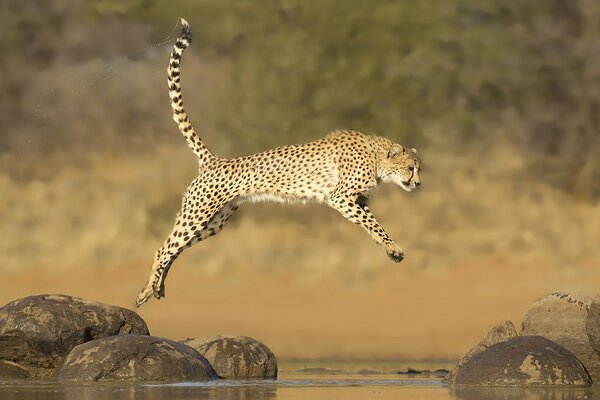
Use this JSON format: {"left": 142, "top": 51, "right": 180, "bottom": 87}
{"left": 521, "top": 292, "right": 600, "bottom": 382}
{"left": 586, "top": 294, "right": 600, "bottom": 354}
{"left": 447, "top": 320, "right": 517, "bottom": 382}
{"left": 454, "top": 336, "right": 592, "bottom": 386}
{"left": 0, "top": 294, "right": 149, "bottom": 378}
{"left": 0, "top": 361, "right": 30, "bottom": 380}
{"left": 57, "top": 335, "right": 218, "bottom": 382}
{"left": 182, "top": 335, "right": 277, "bottom": 378}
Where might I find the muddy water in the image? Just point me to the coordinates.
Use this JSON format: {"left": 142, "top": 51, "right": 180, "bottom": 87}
{"left": 0, "top": 362, "right": 595, "bottom": 400}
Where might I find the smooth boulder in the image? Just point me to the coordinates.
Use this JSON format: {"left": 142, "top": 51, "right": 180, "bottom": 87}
{"left": 0, "top": 294, "right": 149, "bottom": 378}
{"left": 586, "top": 294, "right": 600, "bottom": 354}
{"left": 57, "top": 335, "right": 218, "bottom": 382}
{"left": 521, "top": 292, "right": 600, "bottom": 381}
{"left": 454, "top": 336, "right": 592, "bottom": 386}
{"left": 447, "top": 320, "right": 517, "bottom": 382}
{"left": 182, "top": 335, "right": 277, "bottom": 378}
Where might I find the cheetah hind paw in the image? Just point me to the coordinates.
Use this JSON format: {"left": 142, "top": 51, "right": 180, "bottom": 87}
{"left": 134, "top": 279, "right": 165, "bottom": 308}
{"left": 135, "top": 286, "right": 154, "bottom": 308}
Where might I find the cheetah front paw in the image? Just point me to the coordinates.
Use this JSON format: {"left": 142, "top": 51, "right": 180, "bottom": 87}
{"left": 386, "top": 246, "right": 404, "bottom": 263}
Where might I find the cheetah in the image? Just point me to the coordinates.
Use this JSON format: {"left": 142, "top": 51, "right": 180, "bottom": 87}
{"left": 135, "top": 18, "right": 422, "bottom": 307}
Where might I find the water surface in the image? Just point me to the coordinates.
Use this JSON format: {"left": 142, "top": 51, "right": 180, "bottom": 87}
{"left": 0, "top": 361, "right": 595, "bottom": 400}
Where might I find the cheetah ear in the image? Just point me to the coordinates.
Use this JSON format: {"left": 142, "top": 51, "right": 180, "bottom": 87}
{"left": 410, "top": 148, "right": 417, "bottom": 155}
{"left": 388, "top": 144, "right": 405, "bottom": 158}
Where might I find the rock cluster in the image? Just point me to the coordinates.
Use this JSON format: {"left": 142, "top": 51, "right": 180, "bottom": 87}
{"left": 0, "top": 294, "right": 277, "bottom": 382}
{"left": 448, "top": 291, "right": 600, "bottom": 386}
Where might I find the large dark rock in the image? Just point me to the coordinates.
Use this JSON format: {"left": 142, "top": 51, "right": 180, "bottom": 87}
{"left": 447, "top": 320, "right": 518, "bottom": 382}
{"left": 454, "top": 336, "right": 592, "bottom": 386}
{"left": 0, "top": 294, "right": 149, "bottom": 378}
{"left": 587, "top": 294, "right": 600, "bottom": 354}
{"left": 182, "top": 335, "right": 277, "bottom": 378}
{"left": 57, "top": 335, "right": 218, "bottom": 382}
{"left": 521, "top": 292, "right": 600, "bottom": 382}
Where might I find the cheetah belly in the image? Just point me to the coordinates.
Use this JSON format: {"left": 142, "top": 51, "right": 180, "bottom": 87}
{"left": 244, "top": 192, "right": 304, "bottom": 204}
{"left": 243, "top": 171, "right": 338, "bottom": 205}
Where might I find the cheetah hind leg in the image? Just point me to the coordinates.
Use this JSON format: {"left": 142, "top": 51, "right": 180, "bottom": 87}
{"left": 151, "top": 202, "right": 238, "bottom": 299}
{"left": 135, "top": 202, "right": 238, "bottom": 307}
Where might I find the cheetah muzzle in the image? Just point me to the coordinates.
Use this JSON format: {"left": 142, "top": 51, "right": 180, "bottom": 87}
{"left": 135, "top": 18, "right": 423, "bottom": 308}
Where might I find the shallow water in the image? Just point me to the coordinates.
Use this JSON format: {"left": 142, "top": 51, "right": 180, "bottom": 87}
{"left": 0, "top": 362, "right": 596, "bottom": 400}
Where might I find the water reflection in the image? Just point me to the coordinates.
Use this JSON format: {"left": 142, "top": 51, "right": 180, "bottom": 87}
{"left": 451, "top": 386, "right": 595, "bottom": 400}
{"left": 0, "top": 384, "right": 278, "bottom": 400}
{"left": 0, "top": 379, "right": 597, "bottom": 400}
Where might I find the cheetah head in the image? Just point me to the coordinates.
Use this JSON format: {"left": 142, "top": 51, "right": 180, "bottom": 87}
{"left": 378, "top": 144, "right": 421, "bottom": 192}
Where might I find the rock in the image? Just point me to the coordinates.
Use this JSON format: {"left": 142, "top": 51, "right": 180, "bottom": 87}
{"left": 182, "top": 335, "right": 277, "bottom": 378}
{"left": 453, "top": 336, "right": 592, "bottom": 386}
{"left": 521, "top": 292, "right": 600, "bottom": 382}
{"left": 0, "top": 361, "right": 30, "bottom": 380}
{"left": 587, "top": 294, "right": 600, "bottom": 354}
{"left": 0, "top": 294, "right": 149, "bottom": 378}
{"left": 447, "top": 320, "right": 517, "bottom": 382}
{"left": 56, "top": 335, "right": 218, "bottom": 382}
{"left": 398, "top": 368, "right": 449, "bottom": 377}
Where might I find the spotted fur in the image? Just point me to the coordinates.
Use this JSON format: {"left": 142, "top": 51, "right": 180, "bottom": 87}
{"left": 135, "top": 18, "right": 422, "bottom": 307}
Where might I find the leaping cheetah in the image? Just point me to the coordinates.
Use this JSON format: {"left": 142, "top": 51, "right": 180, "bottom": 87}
{"left": 135, "top": 18, "right": 422, "bottom": 307}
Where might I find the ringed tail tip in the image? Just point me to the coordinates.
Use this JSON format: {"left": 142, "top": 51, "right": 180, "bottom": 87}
{"left": 180, "top": 18, "right": 189, "bottom": 28}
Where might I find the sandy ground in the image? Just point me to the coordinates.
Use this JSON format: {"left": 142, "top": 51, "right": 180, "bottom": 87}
{"left": 1, "top": 254, "right": 598, "bottom": 361}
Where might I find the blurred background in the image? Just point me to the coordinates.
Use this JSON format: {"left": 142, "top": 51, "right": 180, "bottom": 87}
{"left": 1, "top": 0, "right": 599, "bottom": 361}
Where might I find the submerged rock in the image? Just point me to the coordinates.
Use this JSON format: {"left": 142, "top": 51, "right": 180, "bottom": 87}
{"left": 0, "top": 294, "right": 149, "bottom": 378}
{"left": 447, "top": 320, "right": 518, "bottom": 382}
{"left": 182, "top": 335, "right": 277, "bottom": 378}
{"left": 453, "top": 336, "right": 592, "bottom": 386}
{"left": 521, "top": 292, "right": 600, "bottom": 382}
{"left": 398, "top": 368, "right": 449, "bottom": 377}
{"left": 57, "top": 335, "right": 218, "bottom": 382}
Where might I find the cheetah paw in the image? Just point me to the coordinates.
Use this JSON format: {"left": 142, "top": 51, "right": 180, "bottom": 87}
{"left": 386, "top": 247, "right": 404, "bottom": 263}
{"left": 135, "top": 286, "right": 153, "bottom": 308}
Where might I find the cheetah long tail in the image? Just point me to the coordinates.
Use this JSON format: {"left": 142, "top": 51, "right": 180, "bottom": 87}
{"left": 168, "top": 18, "right": 215, "bottom": 165}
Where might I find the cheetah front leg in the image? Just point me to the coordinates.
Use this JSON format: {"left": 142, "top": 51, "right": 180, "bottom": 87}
{"left": 135, "top": 201, "right": 238, "bottom": 308}
{"left": 328, "top": 194, "right": 404, "bottom": 262}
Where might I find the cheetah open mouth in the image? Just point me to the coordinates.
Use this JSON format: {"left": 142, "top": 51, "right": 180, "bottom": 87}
{"left": 399, "top": 181, "right": 413, "bottom": 192}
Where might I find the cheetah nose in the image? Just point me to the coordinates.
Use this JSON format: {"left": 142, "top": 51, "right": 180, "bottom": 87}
{"left": 414, "top": 182, "right": 421, "bottom": 187}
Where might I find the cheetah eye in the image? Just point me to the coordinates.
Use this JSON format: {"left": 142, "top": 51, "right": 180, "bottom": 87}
{"left": 408, "top": 166, "right": 414, "bottom": 171}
